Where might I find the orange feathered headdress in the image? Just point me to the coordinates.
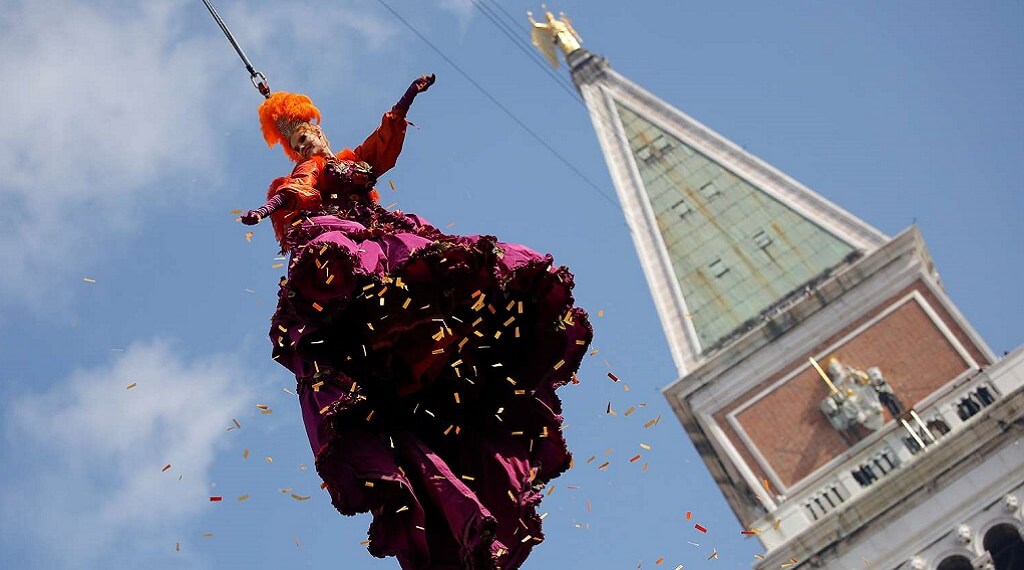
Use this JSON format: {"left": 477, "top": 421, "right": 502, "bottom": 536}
{"left": 258, "top": 92, "right": 322, "bottom": 162}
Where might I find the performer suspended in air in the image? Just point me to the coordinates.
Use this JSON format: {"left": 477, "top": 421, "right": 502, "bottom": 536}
{"left": 241, "top": 74, "right": 592, "bottom": 570}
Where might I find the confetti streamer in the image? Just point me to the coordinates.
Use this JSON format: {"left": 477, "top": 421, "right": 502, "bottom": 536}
{"left": 694, "top": 524, "right": 707, "bottom": 533}
{"left": 83, "top": 277, "right": 96, "bottom": 283}
{"left": 209, "top": 496, "right": 223, "bottom": 502}
{"left": 161, "top": 464, "right": 172, "bottom": 472}
{"left": 126, "top": 383, "right": 137, "bottom": 390}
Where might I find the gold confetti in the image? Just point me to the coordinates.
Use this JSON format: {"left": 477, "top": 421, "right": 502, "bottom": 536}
{"left": 640, "top": 443, "right": 652, "bottom": 451}
{"left": 202, "top": 533, "right": 214, "bottom": 538}
{"left": 707, "top": 549, "right": 718, "bottom": 560}
{"left": 256, "top": 404, "right": 269, "bottom": 410}
{"left": 126, "top": 382, "right": 137, "bottom": 390}
{"left": 161, "top": 464, "right": 171, "bottom": 472}
{"left": 624, "top": 406, "right": 636, "bottom": 416}
{"left": 83, "top": 277, "right": 96, "bottom": 283}
{"left": 453, "top": 392, "right": 461, "bottom": 404}
{"left": 325, "top": 274, "right": 335, "bottom": 285}
{"left": 655, "top": 558, "right": 664, "bottom": 565}
{"left": 176, "top": 542, "right": 181, "bottom": 552}
{"left": 597, "top": 461, "right": 610, "bottom": 470}
{"left": 291, "top": 494, "right": 310, "bottom": 501}
{"left": 388, "top": 180, "right": 397, "bottom": 191}
{"left": 312, "top": 302, "right": 323, "bottom": 312}
{"left": 643, "top": 416, "right": 662, "bottom": 428}
{"left": 553, "top": 359, "right": 565, "bottom": 370}
{"left": 238, "top": 494, "right": 250, "bottom": 502}
{"left": 597, "top": 309, "right": 604, "bottom": 317}
{"left": 754, "top": 554, "right": 765, "bottom": 560}
{"left": 244, "top": 231, "right": 254, "bottom": 242}
{"left": 265, "top": 456, "right": 273, "bottom": 463}
{"left": 271, "top": 263, "right": 284, "bottom": 269}
{"left": 396, "top": 505, "right": 409, "bottom": 513}
{"left": 233, "top": 418, "right": 241, "bottom": 429}
{"left": 364, "top": 481, "right": 375, "bottom": 488}
{"left": 243, "top": 448, "right": 250, "bottom": 459}
{"left": 461, "top": 475, "right": 475, "bottom": 482}
{"left": 359, "top": 540, "right": 371, "bottom": 546}
{"left": 230, "top": 209, "right": 243, "bottom": 215}
{"left": 773, "top": 519, "right": 782, "bottom": 530}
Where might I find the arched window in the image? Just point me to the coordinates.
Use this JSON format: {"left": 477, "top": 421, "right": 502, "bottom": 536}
{"left": 935, "top": 554, "right": 972, "bottom": 570}
{"left": 984, "top": 523, "right": 1024, "bottom": 570}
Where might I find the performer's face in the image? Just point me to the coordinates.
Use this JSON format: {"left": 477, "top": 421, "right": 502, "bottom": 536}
{"left": 290, "top": 124, "right": 329, "bottom": 159}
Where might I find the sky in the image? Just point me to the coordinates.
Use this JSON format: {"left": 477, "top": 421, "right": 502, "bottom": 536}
{"left": 1, "top": 0, "right": 1021, "bottom": 569}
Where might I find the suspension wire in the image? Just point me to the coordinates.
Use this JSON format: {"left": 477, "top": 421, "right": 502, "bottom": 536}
{"left": 372, "top": 0, "right": 620, "bottom": 210}
{"left": 201, "top": 0, "right": 271, "bottom": 98}
{"left": 469, "top": 0, "right": 583, "bottom": 104}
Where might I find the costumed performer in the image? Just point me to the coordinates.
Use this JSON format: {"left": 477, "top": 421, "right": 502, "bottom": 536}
{"left": 241, "top": 74, "right": 592, "bottom": 570}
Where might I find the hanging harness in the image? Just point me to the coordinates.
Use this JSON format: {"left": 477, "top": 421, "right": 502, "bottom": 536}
{"left": 201, "top": 0, "right": 271, "bottom": 98}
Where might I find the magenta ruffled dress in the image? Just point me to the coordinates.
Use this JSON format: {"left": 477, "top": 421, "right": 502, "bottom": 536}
{"left": 268, "top": 192, "right": 592, "bottom": 568}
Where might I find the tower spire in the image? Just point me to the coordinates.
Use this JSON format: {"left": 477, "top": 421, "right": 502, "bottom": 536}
{"left": 527, "top": 8, "right": 583, "bottom": 68}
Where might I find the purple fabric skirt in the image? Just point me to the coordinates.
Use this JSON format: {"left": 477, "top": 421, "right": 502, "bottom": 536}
{"left": 269, "top": 212, "right": 591, "bottom": 569}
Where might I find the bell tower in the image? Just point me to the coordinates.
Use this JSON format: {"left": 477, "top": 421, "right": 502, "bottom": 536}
{"left": 535, "top": 16, "right": 1024, "bottom": 569}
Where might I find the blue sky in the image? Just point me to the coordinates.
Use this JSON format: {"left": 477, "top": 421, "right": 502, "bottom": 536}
{"left": 1, "top": 1, "right": 1021, "bottom": 568}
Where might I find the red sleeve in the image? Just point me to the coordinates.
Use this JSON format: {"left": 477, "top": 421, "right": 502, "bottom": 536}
{"left": 269, "top": 158, "right": 324, "bottom": 246}
{"left": 351, "top": 108, "right": 408, "bottom": 177}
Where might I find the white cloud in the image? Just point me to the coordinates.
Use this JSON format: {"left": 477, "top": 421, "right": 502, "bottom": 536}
{"left": 0, "top": 340, "right": 253, "bottom": 568}
{"left": 0, "top": 0, "right": 227, "bottom": 307}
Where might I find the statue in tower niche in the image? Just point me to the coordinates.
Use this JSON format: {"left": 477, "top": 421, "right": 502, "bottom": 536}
{"left": 867, "top": 366, "right": 905, "bottom": 418}
{"left": 818, "top": 358, "right": 885, "bottom": 443}
{"left": 528, "top": 9, "right": 583, "bottom": 69}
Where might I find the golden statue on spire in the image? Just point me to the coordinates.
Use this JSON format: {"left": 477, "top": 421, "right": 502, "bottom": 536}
{"left": 527, "top": 7, "right": 582, "bottom": 69}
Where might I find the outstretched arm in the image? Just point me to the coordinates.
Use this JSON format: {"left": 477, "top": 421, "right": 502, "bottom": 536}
{"left": 241, "top": 193, "right": 287, "bottom": 225}
{"left": 352, "top": 74, "right": 435, "bottom": 177}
